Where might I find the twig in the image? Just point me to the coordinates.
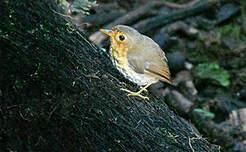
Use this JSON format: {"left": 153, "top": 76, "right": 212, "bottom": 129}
{"left": 19, "top": 111, "right": 31, "bottom": 121}
{"left": 84, "top": 71, "right": 100, "bottom": 80}
{"left": 159, "top": 0, "right": 200, "bottom": 9}
{"left": 188, "top": 137, "right": 195, "bottom": 152}
{"left": 170, "top": 90, "right": 194, "bottom": 113}
{"left": 52, "top": 10, "right": 74, "bottom": 19}
{"left": 134, "top": 0, "right": 220, "bottom": 33}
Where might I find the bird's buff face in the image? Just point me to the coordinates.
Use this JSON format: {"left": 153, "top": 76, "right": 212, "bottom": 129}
{"left": 100, "top": 28, "right": 131, "bottom": 54}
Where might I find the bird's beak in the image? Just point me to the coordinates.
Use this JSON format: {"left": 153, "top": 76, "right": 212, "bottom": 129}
{"left": 100, "top": 29, "right": 112, "bottom": 37}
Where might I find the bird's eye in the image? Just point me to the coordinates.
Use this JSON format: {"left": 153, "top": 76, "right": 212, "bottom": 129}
{"left": 119, "top": 35, "right": 125, "bottom": 41}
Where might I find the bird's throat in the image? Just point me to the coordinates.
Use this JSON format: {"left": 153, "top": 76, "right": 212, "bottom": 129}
{"left": 110, "top": 47, "right": 127, "bottom": 69}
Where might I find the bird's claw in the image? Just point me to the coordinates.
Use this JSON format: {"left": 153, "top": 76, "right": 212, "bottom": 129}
{"left": 120, "top": 88, "right": 149, "bottom": 100}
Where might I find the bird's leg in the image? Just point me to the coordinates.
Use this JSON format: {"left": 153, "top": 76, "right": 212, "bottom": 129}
{"left": 120, "top": 83, "right": 152, "bottom": 100}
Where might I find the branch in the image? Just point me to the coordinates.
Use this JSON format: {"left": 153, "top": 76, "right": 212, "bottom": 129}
{"left": 133, "top": 0, "right": 220, "bottom": 33}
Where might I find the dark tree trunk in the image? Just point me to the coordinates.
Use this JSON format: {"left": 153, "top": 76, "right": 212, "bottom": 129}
{"left": 0, "top": 0, "right": 219, "bottom": 151}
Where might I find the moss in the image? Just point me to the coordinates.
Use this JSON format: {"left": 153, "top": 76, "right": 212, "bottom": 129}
{"left": 194, "top": 62, "right": 230, "bottom": 87}
{"left": 217, "top": 23, "right": 243, "bottom": 39}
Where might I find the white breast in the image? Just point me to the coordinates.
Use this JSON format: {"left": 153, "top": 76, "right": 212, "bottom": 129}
{"left": 111, "top": 59, "right": 158, "bottom": 86}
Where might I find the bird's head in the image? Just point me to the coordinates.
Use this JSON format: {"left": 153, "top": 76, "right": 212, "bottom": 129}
{"left": 100, "top": 25, "right": 141, "bottom": 53}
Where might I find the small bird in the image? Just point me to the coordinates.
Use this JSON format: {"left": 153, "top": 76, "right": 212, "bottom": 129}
{"left": 100, "top": 25, "right": 171, "bottom": 100}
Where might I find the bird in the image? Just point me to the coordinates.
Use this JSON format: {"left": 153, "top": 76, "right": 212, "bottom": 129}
{"left": 100, "top": 25, "right": 171, "bottom": 100}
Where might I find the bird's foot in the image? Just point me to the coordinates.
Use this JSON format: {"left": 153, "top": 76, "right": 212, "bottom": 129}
{"left": 120, "top": 88, "right": 149, "bottom": 100}
{"left": 140, "top": 86, "right": 148, "bottom": 93}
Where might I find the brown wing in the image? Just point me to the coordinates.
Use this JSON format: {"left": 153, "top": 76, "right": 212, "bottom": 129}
{"left": 127, "top": 35, "right": 171, "bottom": 84}
{"left": 144, "top": 61, "right": 171, "bottom": 84}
